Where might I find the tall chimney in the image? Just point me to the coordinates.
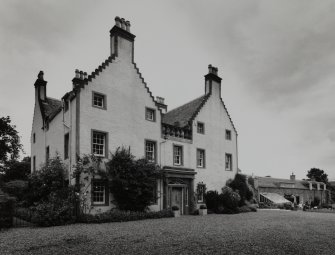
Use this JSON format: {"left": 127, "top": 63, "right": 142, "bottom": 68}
{"left": 204, "top": 64, "right": 222, "bottom": 96}
{"left": 34, "top": 71, "right": 47, "bottom": 101}
{"left": 110, "top": 16, "right": 136, "bottom": 61}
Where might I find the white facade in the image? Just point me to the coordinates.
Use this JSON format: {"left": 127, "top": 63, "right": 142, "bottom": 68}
{"left": 31, "top": 17, "right": 238, "bottom": 214}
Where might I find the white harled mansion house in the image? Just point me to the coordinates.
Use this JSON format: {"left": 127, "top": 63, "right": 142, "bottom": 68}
{"left": 31, "top": 17, "right": 238, "bottom": 214}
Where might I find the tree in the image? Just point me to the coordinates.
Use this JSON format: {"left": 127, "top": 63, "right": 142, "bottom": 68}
{"left": 307, "top": 168, "right": 328, "bottom": 184}
{"left": 107, "top": 147, "right": 160, "bottom": 211}
{"left": 0, "top": 116, "right": 23, "bottom": 171}
{"left": 227, "top": 173, "right": 254, "bottom": 206}
{"left": 3, "top": 157, "right": 30, "bottom": 181}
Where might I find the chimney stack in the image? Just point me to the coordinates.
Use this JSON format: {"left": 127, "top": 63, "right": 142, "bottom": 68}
{"left": 156, "top": 96, "right": 167, "bottom": 113}
{"left": 72, "top": 69, "right": 85, "bottom": 89}
{"left": 110, "top": 16, "right": 135, "bottom": 60}
{"left": 204, "top": 64, "right": 222, "bottom": 96}
{"left": 290, "top": 172, "right": 295, "bottom": 181}
{"left": 34, "top": 70, "right": 47, "bottom": 101}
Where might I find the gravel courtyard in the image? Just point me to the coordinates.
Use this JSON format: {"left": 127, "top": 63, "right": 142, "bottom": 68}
{"left": 1, "top": 210, "right": 335, "bottom": 255}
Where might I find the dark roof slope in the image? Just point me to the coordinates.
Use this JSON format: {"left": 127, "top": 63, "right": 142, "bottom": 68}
{"left": 162, "top": 95, "right": 209, "bottom": 127}
{"left": 256, "top": 176, "right": 324, "bottom": 190}
{"left": 41, "top": 97, "right": 62, "bottom": 121}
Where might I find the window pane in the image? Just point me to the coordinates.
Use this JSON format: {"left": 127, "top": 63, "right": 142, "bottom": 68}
{"left": 93, "top": 132, "right": 105, "bottom": 156}
{"left": 93, "top": 182, "right": 105, "bottom": 204}
{"left": 146, "top": 108, "right": 155, "bottom": 121}
{"left": 93, "top": 94, "right": 104, "bottom": 108}
{"left": 145, "top": 141, "right": 155, "bottom": 162}
{"left": 174, "top": 146, "right": 182, "bottom": 165}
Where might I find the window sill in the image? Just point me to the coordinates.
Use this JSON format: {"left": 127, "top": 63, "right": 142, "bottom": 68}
{"left": 92, "top": 105, "right": 107, "bottom": 110}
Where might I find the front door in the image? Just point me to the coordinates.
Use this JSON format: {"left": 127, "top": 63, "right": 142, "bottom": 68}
{"left": 171, "top": 187, "right": 183, "bottom": 214}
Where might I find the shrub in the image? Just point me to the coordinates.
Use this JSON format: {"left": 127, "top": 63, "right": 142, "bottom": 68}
{"left": 227, "top": 174, "right": 254, "bottom": 206}
{"left": 79, "top": 209, "right": 173, "bottom": 223}
{"left": 172, "top": 205, "right": 179, "bottom": 211}
{"left": 30, "top": 191, "right": 76, "bottom": 227}
{"left": 221, "top": 186, "right": 241, "bottom": 210}
{"left": 0, "top": 197, "right": 14, "bottom": 228}
{"left": 237, "top": 205, "right": 252, "bottom": 213}
{"left": 107, "top": 147, "right": 160, "bottom": 212}
{"left": 199, "top": 205, "right": 207, "bottom": 209}
{"left": 311, "top": 197, "right": 320, "bottom": 208}
{"left": 25, "top": 156, "right": 68, "bottom": 205}
{"left": 3, "top": 180, "right": 28, "bottom": 201}
{"left": 205, "top": 190, "right": 220, "bottom": 211}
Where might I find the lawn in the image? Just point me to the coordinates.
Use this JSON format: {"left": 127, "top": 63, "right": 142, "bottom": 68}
{"left": 1, "top": 210, "right": 335, "bottom": 255}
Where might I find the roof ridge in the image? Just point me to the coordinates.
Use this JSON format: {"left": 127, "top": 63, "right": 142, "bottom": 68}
{"left": 166, "top": 95, "right": 206, "bottom": 114}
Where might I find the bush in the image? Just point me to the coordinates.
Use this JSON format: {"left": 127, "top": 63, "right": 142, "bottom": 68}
{"left": 199, "top": 205, "right": 207, "bottom": 209}
{"left": 237, "top": 205, "right": 252, "bottom": 213}
{"left": 227, "top": 174, "right": 254, "bottom": 206}
{"left": 205, "top": 190, "right": 220, "bottom": 211}
{"left": 172, "top": 206, "right": 179, "bottom": 211}
{"left": 221, "top": 186, "right": 241, "bottom": 210}
{"left": 311, "top": 197, "right": 320, "bottom": 208}
{"left": 79, "top": 209, "right": 173, "bottom": 224}
{"left": 0, "top": 197, "right": 14, "bottom": 228}
{"left": 30, "top": 191, "right": 76, "bottom": 227}
{"left": 25, "top": 157, "right": 69, "bottom": 205}
{"left": 107, "top": 147, "right": 160, "bottom": 212}
{"left": 2, "top": 180, "right": 28, "bottom": 201}
{"left": 14, "top": 207, "right": 32, "bottom": 222}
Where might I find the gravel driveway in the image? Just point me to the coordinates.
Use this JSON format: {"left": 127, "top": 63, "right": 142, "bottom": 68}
{"left": 1, "top": 210, "right": 335, "bottom": 254}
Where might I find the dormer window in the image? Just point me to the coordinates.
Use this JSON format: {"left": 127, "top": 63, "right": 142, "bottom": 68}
{"left": 93, "top": 92, "right": 106, "bottom": 109}
{"left": 197, "top": 122, "right": 205, "bottom": 134}
{"left": 145, "top": 107, "right": 156, "bottom": 122}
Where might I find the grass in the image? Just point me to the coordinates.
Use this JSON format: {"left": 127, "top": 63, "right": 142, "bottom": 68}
{"left": 1, "top": 210, "right": 335, "bottom": 254}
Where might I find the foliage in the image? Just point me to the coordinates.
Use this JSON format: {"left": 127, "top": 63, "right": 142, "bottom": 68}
{"left": 204, "top": 190, "right": 220, "bottom": 211}
{"left": 311, "top": 197, "right": 321, "bottom": 208}
{"left": 227, "top": 173, "right": 254, "bottom": 206}
{"left": 2, "top": 180, "right": 28, "bottom": 201}
{"left": 79, "top": 209, "right": 173, "bottom": 224}
{"left": 25, "top": 156, "right": 68, "bottom": 205}
{"left": 307, "top": 168, "right": 328, "bottom": 184}
{"left": 221, "top": 186, "right": 241, "bottom": 210}
{"left": 0, "top": 197, "right": 14, "bottom": 228}
{"left": 107, "top": 147, "right": 160, "bottom": 212}
{"left": 172, "top": 205, "right": 179, "bottom": 211}
{"left": 0, "top": 116, "right": 23, "bottom": 172}
{"left": 30, "top": 190, "right": 76, "bottom": 227}
{"left": 199, "top": 205, "right": 207, "bottom": 209}
{"left": 2, "top": 157, "right": 30, "bottom": 182}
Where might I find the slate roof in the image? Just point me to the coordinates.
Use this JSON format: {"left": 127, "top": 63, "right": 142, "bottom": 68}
{"left": 256, "top": 176, "right": 310, "bottom": 190}
{"left": 162, "top": 95, "right": 210, "bottom": 127}
{"left": 41, "top": 97, "right": 62, "bottom": 121}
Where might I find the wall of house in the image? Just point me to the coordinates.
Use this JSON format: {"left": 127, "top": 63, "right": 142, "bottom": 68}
{"left": 45, "top": 111, "right": 64, "bottom": 161}
{"left": 77, "top": 52, "right": 163, "bottom": 212}
{"left": 31, "top": 97, "right": 45, "bottom": 172}
{"left": 192, "top": 94, "right": 238, "bottom": 191}
{"left": 160, "top": 93, "right": 238, "bottom": 192}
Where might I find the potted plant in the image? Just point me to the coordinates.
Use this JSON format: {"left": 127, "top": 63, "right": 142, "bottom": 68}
{"left": 172, "top": 205, "right": 180, "bottom": 217}
{"left": 199, "top": 204, "right": 207, "bottom": 216}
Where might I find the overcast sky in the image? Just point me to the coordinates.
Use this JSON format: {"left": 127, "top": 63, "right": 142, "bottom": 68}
{"left": 1, "top": 0, "right": 334, "bottom": 180}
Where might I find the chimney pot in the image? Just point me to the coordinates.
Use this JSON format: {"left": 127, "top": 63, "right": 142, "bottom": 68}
{"left": 115, "top": 16, "right": 121, "bottom": 27}
{"left": 79, "top": 71, "right": 83, "bottom": 79}
{"left": 125, "top": 20, "right": 131, "bottom": 32}
{"left": 38, "top": 71, "right": 44, "bottom": 80}
{"left": 83, "top": 72, "right": 87, "bottom": 79}
{"left": 75, "top": 69, "right": 80, "bottom": 78}
{"left": 121, "top": 18, "right": 126, "bottom": 30}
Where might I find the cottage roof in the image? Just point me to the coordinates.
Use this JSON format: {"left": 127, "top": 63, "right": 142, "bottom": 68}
{"left": 41, "top": 97, "right": 62, "bottom": 121}
{"left": 256, "top": 176, "right": 310, "bottom": 190}
{"left": 162, "top": 95, "right": 210, "bottom": 127}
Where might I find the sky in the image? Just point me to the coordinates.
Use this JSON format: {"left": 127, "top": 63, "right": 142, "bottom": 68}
{"left": 0, "top": 0, "right": 334, "bottom": 180}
